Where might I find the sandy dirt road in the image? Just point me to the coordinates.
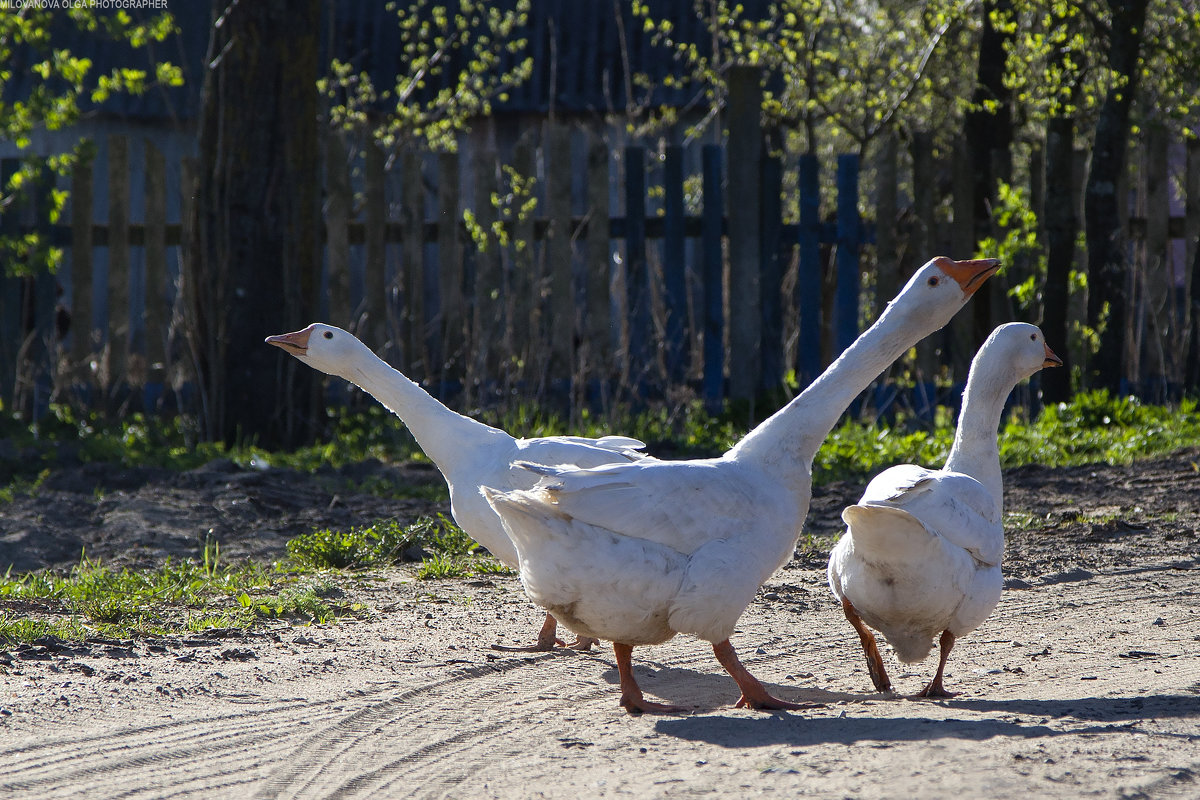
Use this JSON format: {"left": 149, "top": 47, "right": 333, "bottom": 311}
{"left": 0, "top": 454, "right": 1198, "bottom": 798}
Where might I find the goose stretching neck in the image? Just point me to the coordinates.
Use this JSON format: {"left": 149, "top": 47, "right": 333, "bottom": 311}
{"left": 266, "top": 323, "right": 650, "bottom": 651}
{"left": 485, "top": 256, "right": 1000, "bottom": 713}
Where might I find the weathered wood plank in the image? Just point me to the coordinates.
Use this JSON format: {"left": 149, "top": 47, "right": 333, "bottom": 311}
{"left": 0, "top": 167, "right": 18, "bottom": 407}
{"left": 436, "top": 150, "right": 463, "bottom": 381}
{"left": 834, "top": 154, "right": 861, "bottom": 356}
{"left": 583, "top": 134, "right": 611, "bottom": 391}
{"left": 874, "top": 135, "right": 898, "bottom": 319}
{"left": 365, "top": 141, "right": 388, "bottom": 354}
{"left": 70, "top": 152, "right": 95, "bottom": 375}
{"left": 663, "top": 144, "right": 688, "bottom": 385}
{"left": 726, "top": 65, "right": 763, "bottom": 402}
{"left": 174, "top": 157, "right": 197, "bottom": 391}
{"left": 759, "top": 150, "right": 783, "bottom": 392}
{"left": 701, "top": 144, "right": 724, "bottom": 412}
{"left": 324, "top": 132, "right": 352, "bottom": 326}
{"left": 107, "top": 134, "right": 130, "bottom": 387}
{"left": 910, "top": 131, "right": 936, "bottom": 412}
{"left": 545, "top": 122, "right": 574, "bottom": 382}
{"left": 950, "top": 135, "right": 976, "bottom": 377}
{"left": 796, "top": 154, "right": 822, "bottom": 386}
{"left": 1142, "top": 126, "right": 1171, "bottom": 382}
{"left": 471, "top": 146, "right": 502, "bottom": 389}
{"left": 401, "top": 150, "right": 427, "bottom": 381}
{"left": 511, "top": 135, "right": 537, "bottom": 390}
{"left": 144, "top": 139, "right": 167, "bottom": 378}
{"left": 623, "top": 146, "right": 649, "bottom": 389}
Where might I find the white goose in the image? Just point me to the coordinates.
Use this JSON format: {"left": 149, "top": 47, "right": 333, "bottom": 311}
{"left": 827, "top": 322, "right": 1061, "bottom": 697}
{"left": 483, "top": 256, "right": 1000, "bottom": 713}
{"left": 265, "top": 323, "right": 649, "bottom": 650}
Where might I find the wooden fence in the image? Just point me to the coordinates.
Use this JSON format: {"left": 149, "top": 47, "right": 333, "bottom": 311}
{"left": 2, "top": 121, "right": 1196, "bottom": 423}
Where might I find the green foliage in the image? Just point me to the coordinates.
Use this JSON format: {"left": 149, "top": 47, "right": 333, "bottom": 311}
{"left": 0, "top": 6, "right": 181, "bottom": 277}
{"left": 320, "top": 0, "right": 532, "bottom": 153}
{"left": 635, "top": 0, "right": 974, "bottom": 152}
{"left": 978, "top": 181, "right": 1099, "bottom": 375}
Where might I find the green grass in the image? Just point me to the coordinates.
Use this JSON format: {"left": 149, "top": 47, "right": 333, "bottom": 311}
{"left": 2, "top": 389, "right": 1199, "bottom": 645}
{"left": 0, "top": 541, "right": 365, "bottom": 644}
{"left": 287, "top": 514, "right": 510, "bottom": 580}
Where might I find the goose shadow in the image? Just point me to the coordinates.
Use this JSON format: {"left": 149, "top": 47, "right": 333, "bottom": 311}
{"left": 651, "top": 692, "right": 1200, "bottom": 748}
{"left": 591, "top": 658, "right": 874, "bottom": 713}
{"left": 948, "top": 693, "right": 1200, "bottom": 723}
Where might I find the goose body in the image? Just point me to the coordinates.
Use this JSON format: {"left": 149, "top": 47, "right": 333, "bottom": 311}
{"left": 266, "top": 323, "right": 648, "bottom": 649}
{"left": 828, "top": 322, "right": 1061, "bottom": 695}
{"left": 485, "top": 257, "right": 1000, "bottom": 712}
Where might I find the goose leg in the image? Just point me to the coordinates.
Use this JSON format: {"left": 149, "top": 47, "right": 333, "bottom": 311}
{"left": 841, "top": 597, "right": 892, "bottom": 692}
{"left": 712, "top": 639, "right": 816, "bottom": 711}
{"left": 491, "top": 613, "right": 564, "bottom": 652}
{"left": 614, "top": 642, "right": 686, "bottom": 714}
{"left": 915, "top": 630, "right": 957, "bottom": 698}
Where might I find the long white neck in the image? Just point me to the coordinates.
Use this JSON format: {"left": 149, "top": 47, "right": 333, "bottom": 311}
{"left": 730, "top": 298, "right": 949, "bottom": 486}
{"left": 340, "top": 346, "right": 508, "bottom": 471}
{"left": 943, "top": 360, "right": 1012, "bottom": 508}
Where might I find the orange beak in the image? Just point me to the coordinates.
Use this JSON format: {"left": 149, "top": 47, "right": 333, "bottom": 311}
{"left": 1043, "top": 342, "right": 1063, "bottom": 368}
{"left": 265, "top": 327, "right": 312, "bottom": 356}
{"left": 936, "top": 257, "right": 1001, "bottom": 297}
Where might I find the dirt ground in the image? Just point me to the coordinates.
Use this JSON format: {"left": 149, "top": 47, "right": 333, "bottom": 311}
{"left": 0, "top": 449, "right": 1198, "bottom": 799}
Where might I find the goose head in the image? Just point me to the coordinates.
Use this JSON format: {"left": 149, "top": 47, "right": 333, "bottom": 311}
{"left": 976, "top": 322, "right": 1063, "bottom": 381}
{"left": 265, "top": 323, "right": 368, "bottom": 379}
{"left": 884, "top": 256, "right": 1001, "bottom": 331}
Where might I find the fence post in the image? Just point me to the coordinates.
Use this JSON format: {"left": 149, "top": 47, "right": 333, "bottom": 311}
{"left": 0, "top": 160, "right": 18, "bottom": 410}
{"left": 436, "top": 150, "right": 462, "bottom": 386}
{"left": 1142, "top": 125, "right": 1171, "bottom": 392}
{"left": 176, "top": 157, "right": 197, "bottom": 397}
{"left": 144, "top": 139, "right": 167, "bottom": 400}
{"left": 365, "top": 141, "right": 388, "bottom": 356}
{"left": 545, "top": 122, "right": 574, "bottom": 387}
{"left": 471, "top": 146, "right": 502, "bottom": 394}
{"left": 70, "top": 151, "right": 95, "bottom": 384}
{"left": 1185, "top": 138, "right": 1200, "bottom": 389}
{"left": 511, "top": 134, "right": 537, "bottom": 392}
{"left": 584, "top": 134, "right": 611, "bottom": 398}
{"left": 950, "top": 135, "right": 976, "bottom": 378}
{"left": 107, "top": 134, "right": 130, "bottom": 392}
{"left": 834, "top": 154, "right": 861, "bottom": 356}
{"left": 662, "top": 144, "right": 688, "bottom": 385}
{"left": 726, "top": 65, "right": 763, "bottom": 402}
{"left": 796, "top": 153, "right": 821, "bottom": 388}
{"left": 401, "top": 150, "right": 427, "bottom": 382}
{"left": 324, "top": 132, "right": 352, "bottom": 327}
{"left": 910, "top": 131, "right": 936, "bottom": 415}
{"left": 28, "top": 165, "right": 57, "bottom": 419}
{"left": 701, "top": 144, "right": 724, "bottom": 413}
{"left": 759, "top": 146, "right": 784, "bottom": 393}
{"left": 623, "top": 145, "right": 650, "bottom": 389}
{"left": 874, "top": 135, "right": 899, "bottom": 316}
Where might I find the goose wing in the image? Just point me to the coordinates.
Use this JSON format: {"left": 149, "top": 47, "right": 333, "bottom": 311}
{"left": 854, "top": 464, "right": 1003, "bottom": 566}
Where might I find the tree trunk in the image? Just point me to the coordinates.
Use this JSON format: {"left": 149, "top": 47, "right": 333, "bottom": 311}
{"left": 1084, "top": 0, "right": 1150, "bottom": 394}
{"left": 963, "top": 0, "right": 1014, "bottom": 345}
{"left": 186, "top": 0, "right": 321, "bottom": 447}
{"left": 1041, "top": 116, "right": 1075, "bottom": 403}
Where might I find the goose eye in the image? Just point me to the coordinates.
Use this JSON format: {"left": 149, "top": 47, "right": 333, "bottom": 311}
{"left": 323, "top": 331, "right": 334, "bottom": 340}
{"left": 1030, "top": 333, "right": 1037, "bottom": 341}
{"left": 927, "top": 276, "right": 939, "bottom": 287}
